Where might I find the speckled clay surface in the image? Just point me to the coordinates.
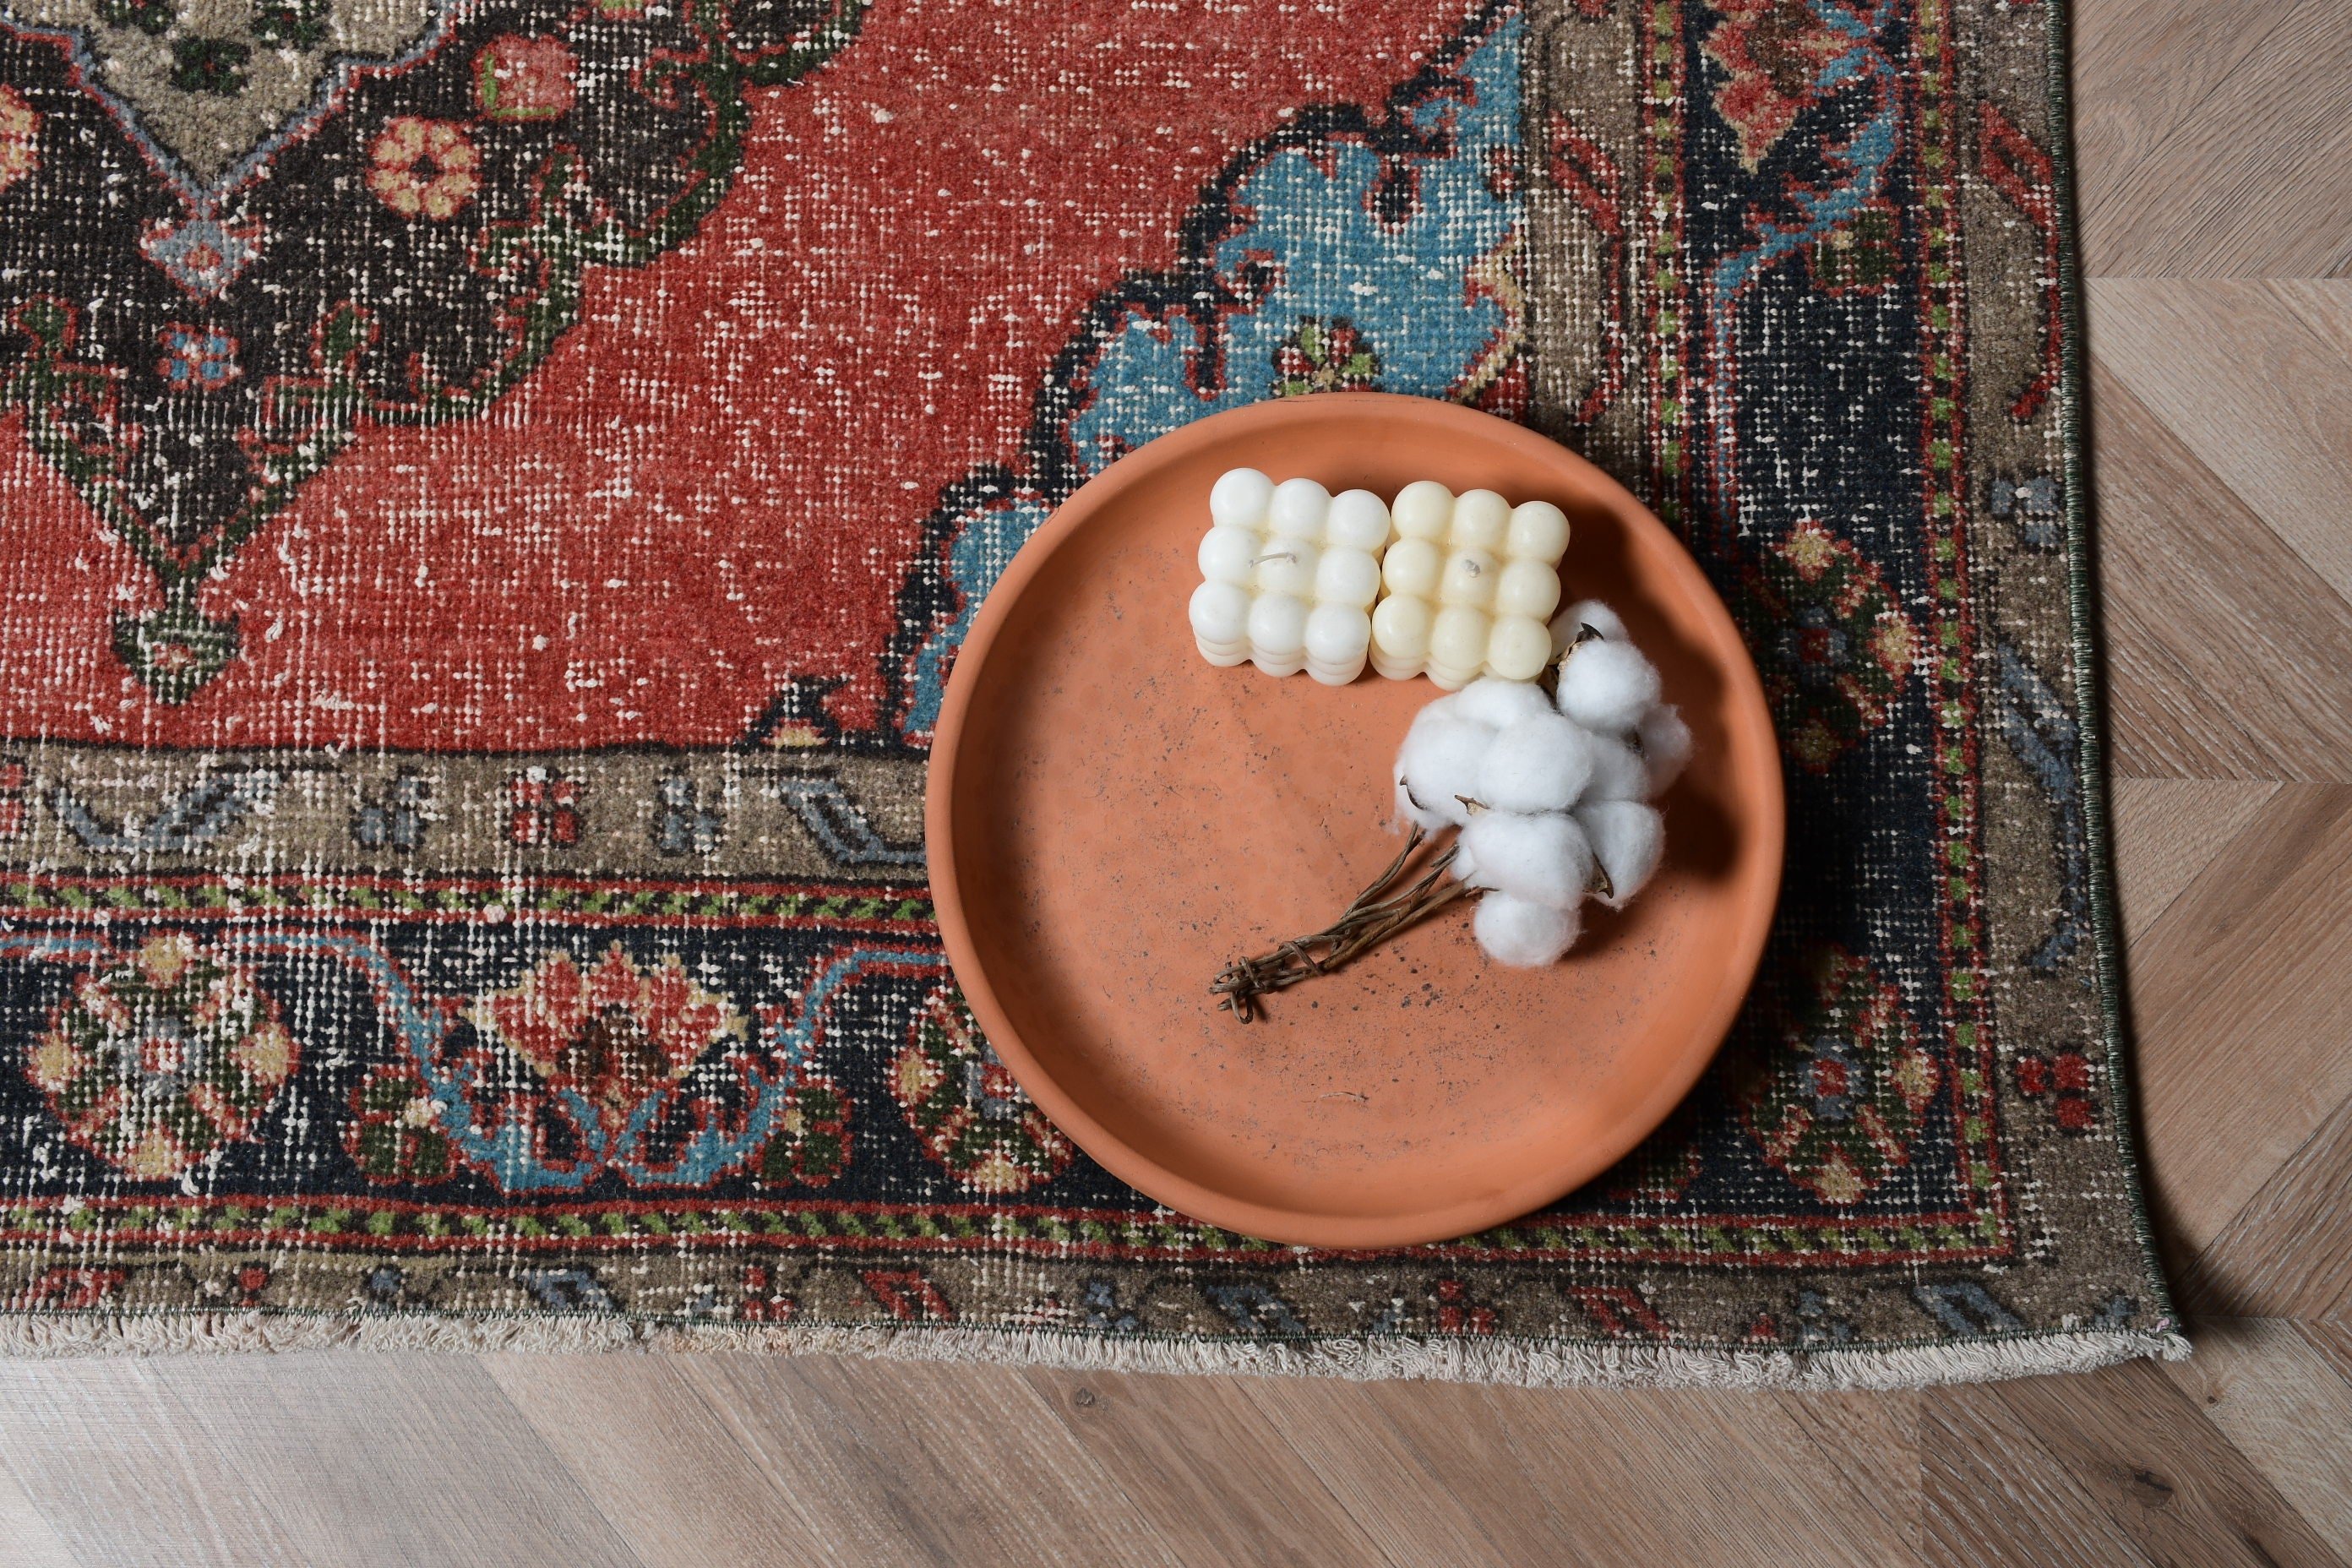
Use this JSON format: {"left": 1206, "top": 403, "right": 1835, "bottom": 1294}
{"left": 928, "top": 393, "right": 1783, "bottom": 1247}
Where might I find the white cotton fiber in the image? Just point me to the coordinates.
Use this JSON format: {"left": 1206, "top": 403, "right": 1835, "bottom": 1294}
{"left": 1460, "top": 810, "right": 1595, "bottom": 911}
{"left": 1477, "top": 713, "right": 1595, "bottom": 814}
{"left": 1638, "top": 704, "right": 1694, "bottom": 796}
{"left": 1584, "top": 735, "right": 1649, "bottom": 803}
{"left": 1576, "top": 799, "right": 1664, "bottom": 908}
{"left": 1395, "top": 776, "right": 1446, "bottom": 833}
{"left": 1473, "top": 893, "right": 1581, "bottom": 967}
{"left": 1549, "top": 598, "right": 1627, "bottom": 654}
{"left": 1556, "top": 639, "right": 1662, "bottom": 734}
{"left": 1451, "top": 676, "right": 1554, "bottom": 730}
{"left": 1394, "top": 713, "right": 1494, "bottom": 829}
{"left": 1415, "top": 689, "right": 1472, "bottom": 727}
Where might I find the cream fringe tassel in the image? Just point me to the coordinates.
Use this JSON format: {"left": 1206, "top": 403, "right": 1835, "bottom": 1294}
{"left": 0, "top": 1310, "right": 2190, "bottom": 1388}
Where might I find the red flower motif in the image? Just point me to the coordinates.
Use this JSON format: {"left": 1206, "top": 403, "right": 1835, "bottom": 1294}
{"left": 478, "top": 945, "right": 744, "bottom": 1124}
{"left": 367, "top": 117, "right": 481, "bottom": 221}
{"left": 508, "top": 767, "right": 582, "bottom": 845}
{"left": 1701, "top": 0, "right": 1855, "bottom": 170}
{"left": 1435, "top": 1277, "right": 1499, "bottom": 1335}
{"left": 476, "top": 35, "right": 577, "bottom": 122}
{"left": 2015, "top": 1049, "right": 2099, "bottom": 1135}
{"left": 738, "top": 1264, "right": 796, "bottom": 1322}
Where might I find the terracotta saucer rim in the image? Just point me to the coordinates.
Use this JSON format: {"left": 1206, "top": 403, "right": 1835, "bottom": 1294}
{"left": 925, "top": 390, "right": 1784, "bottom": 1248}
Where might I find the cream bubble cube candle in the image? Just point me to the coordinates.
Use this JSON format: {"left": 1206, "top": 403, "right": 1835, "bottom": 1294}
{"left": 1190, "top": 468, "right": 1394, "bottom": 683}
{"left": 1369, "top": 482, "right": 1569, "bottom": 688}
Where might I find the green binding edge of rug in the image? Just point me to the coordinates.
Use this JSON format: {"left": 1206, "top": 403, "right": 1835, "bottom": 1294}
{"left": 2042, "top": 0, "right": 2186, "bottom": 1358}
{"left": 0, "top": 0, "right": 2190, "bottom": 1385}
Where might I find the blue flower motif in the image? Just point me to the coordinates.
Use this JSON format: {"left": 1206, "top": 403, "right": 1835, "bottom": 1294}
{"left": 155, "top": 324, "right": 240, "bottom": 391}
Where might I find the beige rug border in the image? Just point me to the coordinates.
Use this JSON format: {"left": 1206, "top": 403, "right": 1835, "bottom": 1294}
{"left": 0, "top": 1311, "right": 2190, "bottom": 1389}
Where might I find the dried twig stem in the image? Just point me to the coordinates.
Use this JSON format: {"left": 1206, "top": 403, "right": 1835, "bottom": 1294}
{"left": 1535, "top": 620, "right": 1604, "bottom": 700}
{"left": 1209, "top": 827, "right": 1479, "bottom": 1022}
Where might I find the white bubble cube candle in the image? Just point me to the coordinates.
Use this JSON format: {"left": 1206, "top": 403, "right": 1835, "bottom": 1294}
{"left": 1369, "top": 482, "right": 1569, "bottom": 689}
{"left": 1190, "top": 468, "right": 1394, "bottom": 683}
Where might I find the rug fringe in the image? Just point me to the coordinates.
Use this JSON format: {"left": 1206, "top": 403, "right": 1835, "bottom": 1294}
{"left": 0, "top": 1311, "right": 2190, "bottom": 1389}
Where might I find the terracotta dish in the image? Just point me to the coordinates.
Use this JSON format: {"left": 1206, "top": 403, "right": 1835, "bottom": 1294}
{"left": 926, "top": 393, "right": 1783, "bottom": 1247}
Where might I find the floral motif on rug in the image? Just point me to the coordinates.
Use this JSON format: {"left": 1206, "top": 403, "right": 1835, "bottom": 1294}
{"left": 0, "top": 0, "right": 2175, "bottom": 1380}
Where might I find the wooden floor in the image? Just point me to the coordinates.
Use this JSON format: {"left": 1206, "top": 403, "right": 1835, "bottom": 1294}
{"left": 4, "top": 4, "right": 2349, "bottom": 1564}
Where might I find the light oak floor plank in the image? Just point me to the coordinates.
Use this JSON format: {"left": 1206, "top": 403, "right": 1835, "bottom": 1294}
{"left": 2077, "top": 0, "right": 2352, "bottom": 278}
{"left": 2275, "top": 279, "right": 2352, "bottom": 362}
{"left": 682, "top": 1357, "right": 1185, "bottom": 1568}
{"left": 1021, "top": 1368, "right": 1402, "bottom": 1568}
{"left": 2090, "top": 280, "right": 2352, "bottom": 601}
{"left": 143, "top": 1353, "right": 647, "bottom": 1568}
{"left": 2072, "top": 0, "right": 2297, "bottom": 201}
{"left": 2110, "top": 778, "right": 2278, "bottom": 945}
{"left": 1936, "top": 1358, "right": 2345, "bottom": 1568}
{"left": 2087, "top": 362, "right": 2352, "bottom": 781}
{"left": 1923, "top": 1380, "right": 2160, "bottom": 1568}
{"left": 2126, "top": 784, "right": 2352, "bottom": 1254}
{"left": 1457, "top": 1386, "right": 1922, "bottom": 1568}
{"left": 2163, "top": 1318, "right": 2352, "bottom": 1559}
{"left": 0, "top": 1363, "right": 313, "bottom": 1568}
{"left": 482, "top": 1355, "right": 852, "bottom": 1568}
{"left": 1232, "top": 1376, "right": 1546, "bottom": 1568}
{"left": 0, "top": 1451, "right": 88, "bottom": 1568}
{"left": 2182, "top": 1081, "right": 2352, "bottom": 1324}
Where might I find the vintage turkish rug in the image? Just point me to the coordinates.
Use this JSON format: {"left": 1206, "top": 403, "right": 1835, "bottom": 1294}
{"left": 0, "top": 0, "right": 2180, "bottom": 1383}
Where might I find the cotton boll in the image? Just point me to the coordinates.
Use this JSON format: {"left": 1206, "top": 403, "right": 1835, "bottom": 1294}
{"left": 1210, "top": 467, "right": 1273, "bottom": 527}
{"left": 1549, "top": 598, "right": 1627, "bottom": 655}
{"left": 1638, "top": 704, "right": 1694, "bottom": 796}
{"left": 1576, "top": 800, "right": 1664, "bottom": 908}
{"left": 1584, "top": 735, "right": 1649, "bottom": 802}
{"left": 1460, "top": 810, "right": 1596, "bottom": 911}
{"left": 1473, "top": 894, "right": 1580, "bottom": 967}
{"left": 1478, "top": 713, "right": 1596, "bottom": 814}
{"left": 1556, "top": 639, "right": 1662, "bottom": 734}
{"left": 1394, "top": 775, "right": 1451, "bottom": 833}
{"left": 1452, "top": 678, "right": 1553, "bottom": 729}
{"left": 1394, "top": 713, "right": 1494, "bottom": 828}
{"left": 1447, "top": 831, "right": 1478, "bottom": 883}
{"left": 1416, "top": 690, "right": 1474, "bottom": 726}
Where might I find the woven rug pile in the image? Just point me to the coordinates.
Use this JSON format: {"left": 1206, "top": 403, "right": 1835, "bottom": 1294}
{"left": 0, "top": 0, "right": 2180, "bottom": 1384}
